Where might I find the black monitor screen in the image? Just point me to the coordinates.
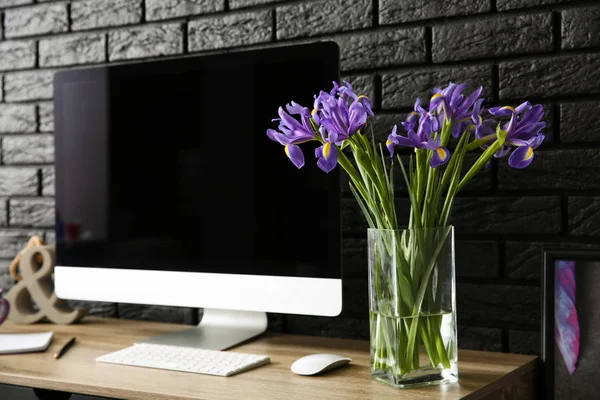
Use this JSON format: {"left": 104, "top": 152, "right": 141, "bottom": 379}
{"left": 54, "top": 43, "right": 341, "bottom": 279}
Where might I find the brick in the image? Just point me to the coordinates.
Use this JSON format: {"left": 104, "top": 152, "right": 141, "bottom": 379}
{"left": 0, "top": 40, "right": 35, "bottom": 71}
{"left": 500, "top": 54, "right": 600, "bottom": 99}
{"left": 457, "top": 326, "right": 502, "bottom": 352}
{"left": 369, "top": 112, "right": 402, "bottom": 143}
{"left": 380, "top": 0, "right": 489, "bottom": 24}
{"left": 9, "top": 198, "right": 55, "bottom": 228}
{"left": 433, "top": 14, "right": 552, "bottom": 62}
{"left": 276, "top": 0, "right": 371, "bottom": 39}
{"left": 0, "top": 0, "right": 32, "bottom": 6}
{"left": 4, "top": 70, "right": 54, "bottom": 101}
{"left": 229, "top": 0, "right": 284, "bottom": 8}
{"left": 498, "top": 0, "right": 576, "bottom": 11}
{"left": 0, "top": 260, "right": 13, "bottom": 292}
{"left": 562, "top": 6, "right": 600, "bottom": 50}
{"left": 67, "top": 300, "right": 118, "bottom": 317}
{"left": 3, "top": 134, "right": 54, "bottom": 164}
{"left": 0, "top": 229, "right": 45, "bottom": 258}
{"left": 337, "top": 28, "right": 426, "bottom": 71}
{"left": 505, "top": 241, "right": 600, "bottom": 279}
{"left": 117, "top": 304, "right": 197, "bottom": 325}
{"left": 108, "top": 24, "right": 183, "bottom": 61}
{"left": 341, "top": 74, "right": 376, "bottom": 107}
{"left": 38, "top": 102, "right": 54, "bottom": 132}
{"left": 506, "top": 241, "right": 545, "bottom": 280}
{"left": 0, "top": 104, "right": 37, "bottom": 133}
{"left": 4, "top": 3, "right": 68, "bottom": 38}
{"left": 451, "top": 196, "right": 561, "bottom": 234}
{"left": 382, "top": 65, "right": 492, "bottom": 108}
{"left": 188, "top": 10, "right": 272, "bottom": 52}
{"left": 498, "top": 149, "right": 600, "bottom": 191}
{"left": 42, "top": 167, "right": 55, "bottom": 196}
{"left": 569, "top": 197, "right": 600, "bottom": 236}
{"left": 39, "top": 33, "right": 106, "bottom": 67}
{"left": 146, "top": 0, "right": 223, "bottom": 21}
{"left": 509, "top": 330, "right": 540, "bottom": 355}
{"left": 561, "top": 102, "right": 600, "bottom": 143}
{"left": 286, "top": 315, "right": 369, "bottom": 340}
{"left": 0, "top": 168, "right": 38, "bottom": 196}
{"left": 341, "top": 238, "right": 367, "bottom": 278}
{"left": 71, "top": 0, "right": 141, "bottom": 31}
{"left": 456, "top": 240, "right": 499, "bottom": 278}
{"left": 457, "top": 283, "right": 540, "bottom": 326}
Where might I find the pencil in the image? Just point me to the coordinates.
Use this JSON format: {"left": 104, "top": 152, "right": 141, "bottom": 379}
{"left": 54, "top": 337, "right": 76, "bottom": 359}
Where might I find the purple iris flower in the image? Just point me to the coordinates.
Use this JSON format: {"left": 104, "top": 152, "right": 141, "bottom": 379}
{"left": 268, "top": 81, "right": 374, "bottom": 172}
{"left": 266, "top": 103, "right": 316, "bottom": 168}
{"left": 313, "top": 81, "right": 371, "bottom": 140}
{"left": 267, "top": 103, "right": 315, "bottom": 146}
{"left": 429, "top": 83, "right": 484, "bottom": 138}
{"left": 490, "top": 102, "right": 546, "bottom": 169}
{"left": 386, "top": 121, "right": 450, "bottom": 168}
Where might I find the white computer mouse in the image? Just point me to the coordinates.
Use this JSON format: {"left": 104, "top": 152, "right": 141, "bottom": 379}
{"left": 291, "top": 354, "right": 351, "bottom": 376}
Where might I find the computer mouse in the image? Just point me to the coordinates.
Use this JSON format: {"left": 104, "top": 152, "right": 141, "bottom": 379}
{"left": 291, "top": 354, "right": 351, "bottom": 376}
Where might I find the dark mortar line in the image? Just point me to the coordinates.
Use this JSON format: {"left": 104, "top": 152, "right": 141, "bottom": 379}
{"left": 182, "top": 22, "right": 188, "bottom": 54}
{"left": 552, "top": 10, "right": 562, "bottom": 53}
{"left": 560, "top": 196, "right": 569, "bottom": 235}
{"left": 371, "top": 0, "right": 379, "bottom": 28}
{"left": 425, "top": 26, "right": 433, "bottom": 64}
{"left": 140, "top": 0, "right": 146, "bottom": 23}
{"left": 66, "top": 2, "right": 72, "bottom": 33}
{"left": 271, "top": 7, "right": 276, "bottom": 42}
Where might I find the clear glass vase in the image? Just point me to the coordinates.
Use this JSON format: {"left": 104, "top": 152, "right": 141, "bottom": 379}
{"left": 368, "top": 226, "right": 458, "bottom": 388}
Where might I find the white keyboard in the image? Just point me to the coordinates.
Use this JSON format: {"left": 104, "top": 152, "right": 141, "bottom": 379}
{"left": 96, "top": 343, "right": 270, "bottom": 377}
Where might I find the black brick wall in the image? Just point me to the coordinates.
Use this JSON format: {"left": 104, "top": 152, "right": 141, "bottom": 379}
{"left": 0, "top": 0, "right": 598, "bottom": 355}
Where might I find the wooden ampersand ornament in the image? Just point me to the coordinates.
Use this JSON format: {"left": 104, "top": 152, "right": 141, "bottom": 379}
{"left": 6, "top": 245, "right": 87, "bottom": 324}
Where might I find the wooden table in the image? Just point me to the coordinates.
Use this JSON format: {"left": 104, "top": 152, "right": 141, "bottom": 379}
{"left": 0, "top": 317, "right": 538, "bottom": 399}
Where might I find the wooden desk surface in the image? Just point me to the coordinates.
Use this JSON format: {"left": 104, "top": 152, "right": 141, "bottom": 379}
{"left": 0, "top": 317, "right": 537, "bottom": 400}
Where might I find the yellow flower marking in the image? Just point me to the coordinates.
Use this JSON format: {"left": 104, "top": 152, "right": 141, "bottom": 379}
{"left": 436, "top": 147, "right": 448, "bottom": 160}
{"left": 357, "top": 94, "right": 369, "bottom": 100}
{"left": 525, "top": 146, "right": 534, "bottom": 160}
{"left": 311, "top": 108, "right": 318, "bottom": 117}
{"left": 386, "top": 139, "right": 392, "bottom": 146}
{"left": 323, "top": 142, "right": 332, "bottom": 159}
{"left": 500, "top": 105, "right": 515, "bottom": 113}
{"left": 284, "top": 144, "right": 291, "bottom": 158}
{"left": 431, "top": 93, "right": 443, "bottom": 100}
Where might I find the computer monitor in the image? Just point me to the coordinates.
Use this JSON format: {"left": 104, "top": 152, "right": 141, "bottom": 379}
{"left": 53, "top": 42, "right": 342, "bottom": 350}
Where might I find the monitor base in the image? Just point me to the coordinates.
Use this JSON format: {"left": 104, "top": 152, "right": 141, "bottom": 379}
{"left": 137, "top": 308, "right": 268, "bottom": 350}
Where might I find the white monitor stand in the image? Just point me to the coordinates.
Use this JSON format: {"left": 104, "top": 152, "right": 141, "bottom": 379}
{"left": 138, "top": 309, "right": 268, "bottom": 350}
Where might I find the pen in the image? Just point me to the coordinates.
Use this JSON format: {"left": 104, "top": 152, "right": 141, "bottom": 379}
{"left": 54, "top": 337, "right": 76, "bottom": 360}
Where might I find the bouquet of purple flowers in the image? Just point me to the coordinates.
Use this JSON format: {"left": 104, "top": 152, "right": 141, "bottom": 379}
{"left": 267, "top": 81, "right": 545, "bottom": 385}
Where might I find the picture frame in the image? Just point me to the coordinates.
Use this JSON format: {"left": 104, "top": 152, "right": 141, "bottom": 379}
{"left": 542, "top": 248, "right": 600, "bottom": 400}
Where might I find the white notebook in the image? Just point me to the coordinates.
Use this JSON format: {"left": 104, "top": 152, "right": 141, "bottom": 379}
{"left": 0, "top": 332, "right": 54, "bottom": 354}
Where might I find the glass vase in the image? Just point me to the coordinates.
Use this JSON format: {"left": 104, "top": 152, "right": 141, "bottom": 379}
{"left": 368, "top": 226, "right": 458, "bottom": 388}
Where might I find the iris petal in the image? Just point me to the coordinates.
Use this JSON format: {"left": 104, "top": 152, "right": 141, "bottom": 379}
{"left": 316, "top": 143, "right": 338, "bottom": 173}
{"left": 508, "top": 145, "right": 534, "bottom": 169}
{"left": 284, "top": 144, "right": 305, "bottom": 169}
{"left": 430, "top": 147, "right": 450, "bottom": 168}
